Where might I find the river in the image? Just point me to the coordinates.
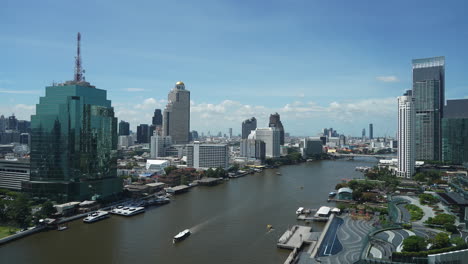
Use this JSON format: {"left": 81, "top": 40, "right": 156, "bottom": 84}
{"left": 0, "top": 158, "right": 377, "bottom": 264}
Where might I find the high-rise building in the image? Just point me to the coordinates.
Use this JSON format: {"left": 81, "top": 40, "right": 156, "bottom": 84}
{"left": 369, "top": 123, "right": 374, "bottom": 139}
{"left": 23, "top": 33, "right": 122, "bottom": 202}
{"left": 300, "top": 138, "right": 323, "bottom": 158}
{"left": 397, "top": 95, "right": 416, "bottom": 178}
{"left": 269, "top": 113, "right": 285, "bottom": 145}
{"left": 0, "top": 115, "right": 5, "bottom": 132}
{"left": 186, "top": 143, "right": 229, "bottom": 169}
{"left": 412, "top": 56, "right": 445, "bottom": 161}
{"left": 152, "top": 109, "right": 162, "bottom": 127}
{"left": 162, "top": 82, "right": 190, "bottom": 144}
{"left": 229, "top": 128, "right": 232, "bottom": 138}
{"left": 190, "top": 130, "right": 199, "bottom": 141}
{"left": 241, "top": 117, "right": 257, "bottom": 139}
{"left": 251, "top": 128, "right": 280, "bottom": 158}
{"left": 7, "top": 115, "right": 18, "bottom": 130}
{"left": 442, "top": 99, "right": 468, "bottom": 164}
{"left": 119, "top": 120, "right": 130, "bottom": 136}
{"left": 150, "top": 132, "right": 172, "bottom": 158}
{"left": 17, "top": 120, "right": 30, "bottom": 133}
{"left": 137, "top": 124, "right": 150, "bottom": 143}
{"left": 362, "top": 128, "right": 366, "bottom": 139}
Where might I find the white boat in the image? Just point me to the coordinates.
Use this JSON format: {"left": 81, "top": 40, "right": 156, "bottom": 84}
{"left": 173, "top": 229, "right": 191, "bottom": 243}
{"left": 329, "top": 192, "right": 336, "bottom": 197}
{"left": 57, "top": 225, "right": 68, "bottom": 231}
{"left": 111, "top": 206, "right": 145, "bottom": 216}
{"left": 296, "top": 207, "right": 304, "bottom": 215}
{"left": 83, "top": 211, "right": 110, "bottom": 223}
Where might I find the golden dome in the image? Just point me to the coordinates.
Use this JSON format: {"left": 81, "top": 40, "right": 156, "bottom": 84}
{"left": 176, "top": 81, "right": 185, "bottom": 86}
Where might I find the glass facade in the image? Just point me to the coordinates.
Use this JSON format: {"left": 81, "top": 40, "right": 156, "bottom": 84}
{"left": 412, "top": 56, "right": 445, "bottom": 161}
{"left": 442, "top": 118, "right": 468, "bottom": 164}
{"left": 23, "top": 82, "right": 122, "bottom": 202}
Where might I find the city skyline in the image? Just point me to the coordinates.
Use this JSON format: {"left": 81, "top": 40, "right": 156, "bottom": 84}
{"left": 2, "top": 1, "right": 468, "bottom": 136}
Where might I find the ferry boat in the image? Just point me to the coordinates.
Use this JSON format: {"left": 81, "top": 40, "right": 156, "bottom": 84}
{"left": 57, "top": 225, "right": 68, "bottom": 231}
{"left": 111, "top": 206, "right": 145, "bottom": 216}
{"left": 329, "top": 192, "right": 337, "bottom": 197}
{"left": 83, "top": 211, "right": 110, "bottom": 223}
{"left": 173, "top": 229, "right": 191, "bottom": 243}
{"left": 276, "top": 172, "right": 281, "bottom": 175}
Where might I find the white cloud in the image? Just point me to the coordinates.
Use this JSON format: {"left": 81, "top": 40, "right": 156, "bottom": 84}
{"left": 113, "top": 97, "right": 397, "bottom": 136}
{"left": 376, "top": 76, "right": 399, "bottom": 82}
{"left": 122, "top": 88, "right": 145, "bottom": 92}
{"left": 0, "top": 89, "right": 40, "bottom": 94}
{"left": 0, "top": 104, "right": 36, "bottom": 120}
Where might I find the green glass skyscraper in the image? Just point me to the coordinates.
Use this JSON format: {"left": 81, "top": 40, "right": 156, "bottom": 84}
{"left": 22, "top": 33, "right": 122, "bottom": 202}
{"left": 442, "top": 99, "right": 468, "bottom": 165}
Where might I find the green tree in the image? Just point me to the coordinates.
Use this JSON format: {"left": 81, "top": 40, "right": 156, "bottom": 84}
{"left": 431, "top": 233, "right": 451, "bottom": 249}
{"left": 164, "top": 166, "right": 177, "bottom": 175}
{"left": 40, "top": 201, "right": 56, "bottom": 218}
{"left": 425, "top": 214, "right": 456, "bottom": 226}
{"left": 6, "top": 195, "right": 32, "bottom": 228}
{"left": 451, "top": 237, "right": 466, "bottom": 247}
{"left": 402, "top": 236, "right": 428, "bottom": 252}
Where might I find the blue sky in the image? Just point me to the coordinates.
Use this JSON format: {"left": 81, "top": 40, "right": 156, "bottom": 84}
{"left": 1, "top": 0, "right": 468, "bottom": 137}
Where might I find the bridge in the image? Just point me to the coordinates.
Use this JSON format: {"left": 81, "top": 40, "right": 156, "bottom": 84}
{"left": 330, "top": 153, "right": 396, "bottom": 159}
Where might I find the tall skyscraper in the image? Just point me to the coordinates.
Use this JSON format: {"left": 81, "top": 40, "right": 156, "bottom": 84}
{"left": 269, "top": 113, "right": 284, "bottom": 145}
{"left": 152, "top": 109, "right": 162, "bottom": 127}
{"left": 119, "top": 120, "right": 130, "bottom": 136}
{"left": 23, "top": 33, "right": 122, "bottom": 201}
{"left": 229, "top": 128, "right": 232, "bottom": 138}
{"left": 241, "top": 117, "right": 257, "bottom": 139}
{"left": 137, "top": 124, "right": 150, "bottom": 143}
{"left": 397, "top": 95, "right": 416, "bottom": 178}
{"left": 7, "top": 115, "right": 18, "bottom": 130}
{"left": 0, "top": 115, "right": 5, "bottom": 132}
{"left": 412, "top": 56, "right": 445, "bottom": 161}
{"left": 362, "top": 128, "right": 366, "bottom": 139}
{"left": 162, "top": 82, "right": 190, "bottom": 144}
{"left": 442, "top": 99, "right": 468, "bottom": 164}
{"left": 369, "top": 123, "right": 373, "bottom": 139}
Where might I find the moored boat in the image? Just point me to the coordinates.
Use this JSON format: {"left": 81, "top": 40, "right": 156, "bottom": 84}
{"left": 83, "top": 210, "right": 110, "bottom": 223}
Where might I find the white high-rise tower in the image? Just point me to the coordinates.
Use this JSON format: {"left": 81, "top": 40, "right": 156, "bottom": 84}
{"left": 397, "top": 95, "right": 415, "bottom": 178}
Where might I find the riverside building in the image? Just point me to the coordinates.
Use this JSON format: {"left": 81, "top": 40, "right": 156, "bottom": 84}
{"left": 22, "top": 33, "right": 122, "bottom": 202}
{"left": 163, "top": 82, "right": 190, "bottom": 144}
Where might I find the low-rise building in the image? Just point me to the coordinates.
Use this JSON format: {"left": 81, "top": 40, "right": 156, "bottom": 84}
{"left": 186, "top": 142, "right": 229, "bottom": 169}
{"left": 0, "top": 158, "right": 30, "bottom": 190}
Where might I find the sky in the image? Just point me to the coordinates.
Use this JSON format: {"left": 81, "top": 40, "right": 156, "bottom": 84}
{"left": 1, "top": 0, "right": 468, "bottom": 137}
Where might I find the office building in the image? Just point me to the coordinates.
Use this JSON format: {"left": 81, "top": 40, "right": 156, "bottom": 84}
{"left": 240, "top": 133, "right": 266, "bottom": 161}
{"left": 162, "top": 81, "right": 190, "bottom": 144}
{"left": 23, "top": 33, "right": 122, "bottom": 202}
{"left": 229, "top": 128, "right": 232, "bottom": 138}
{"left": 186, "top": 143, "right": 229, "bottom": 169}
{"left": 19, "top": 133, "right": 30, "bottom": 146}
{"left": 397, "top": 95, "right": 416, "bottom": 178}
{"left": 118, "top": 135, "right": 133, "bottom": 149}
{"left": 300, "top": 138, "right": 323, "bottom": 158}
{"left": 412, "top": 56, "right": 445, "bottom": 161}
{"left": 251, "top": 128, "right": 280, "bottom": 158}
{"left": 362, "top": 128, "right": 366, "bottom": 139}
{"left": 119, "top": 120, "right": 130, "bottom": 136}
{"left": 442, "top": 99, "right": 468, "bottom": 164}
{"left": 152, "top": 109, "right": 162, "bottom": 127}
{"left": 242, "top": 117, "right": 257, "bottom": 139}
{"left": 7, "top": 115, "right": 18, "bottom": 130}
{"left": 269, "top": 113, "right": 285, "bottom": 145}
{"left": 369, "top": 123, "right": 373, "bottom": 139}
{"left": 137, "top": 124, "right": 150, "bottom": 143}
{"left": 0, "top": 115, "right": 5, "bottom": 132}
{"left": 190, "top": 130, "right": 199, "bottom": 141}
{"left": 0, "top": 158, "right": 30, "bottom": 191}
{"left": 150, "top": 133, "right": 172, "bottom": 158}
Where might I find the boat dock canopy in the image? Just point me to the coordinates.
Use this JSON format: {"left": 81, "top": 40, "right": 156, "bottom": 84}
{"left": 316, "top": 206, "right": 331, "bottom": 216}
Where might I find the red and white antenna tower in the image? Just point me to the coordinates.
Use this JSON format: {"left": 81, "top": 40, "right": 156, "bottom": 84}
{"left": 73, "top": 32, "right": 84, "bottom": 82}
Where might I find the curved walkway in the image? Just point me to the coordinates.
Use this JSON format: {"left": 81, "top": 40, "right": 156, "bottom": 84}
{"left": 394, "top": 195, "right": 435, "bottom": 225}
